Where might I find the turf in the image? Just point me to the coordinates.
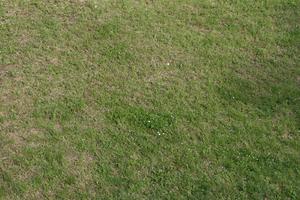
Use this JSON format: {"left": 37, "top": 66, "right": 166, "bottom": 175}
{"left": 0, "top": 0, "right": 299, "bottom": 199}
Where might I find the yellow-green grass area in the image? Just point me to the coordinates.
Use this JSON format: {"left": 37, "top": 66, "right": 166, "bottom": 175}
{"left": 0, "top": 0, "right": 299, "bottom": 199}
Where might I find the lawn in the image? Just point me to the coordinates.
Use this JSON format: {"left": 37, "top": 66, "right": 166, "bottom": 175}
{"left": 0, "top": 0, "right": 299, "bottom": 199}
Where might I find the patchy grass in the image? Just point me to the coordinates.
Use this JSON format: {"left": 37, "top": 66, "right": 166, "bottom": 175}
{"left": 0, "top": 0, "right": 299, "bottom": 199}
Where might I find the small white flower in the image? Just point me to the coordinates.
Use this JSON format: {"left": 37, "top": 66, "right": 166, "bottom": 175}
{"left": 166, "top": 62, "right": 170, "bottom": 66}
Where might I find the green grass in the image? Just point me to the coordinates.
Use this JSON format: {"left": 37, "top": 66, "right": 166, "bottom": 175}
{"left": 0, "top": 0, "right": 299, "bottom": 199}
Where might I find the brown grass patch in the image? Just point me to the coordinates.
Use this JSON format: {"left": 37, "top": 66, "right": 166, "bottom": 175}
{"left": 64, "top": 150, "right": 96, "bottom": 196}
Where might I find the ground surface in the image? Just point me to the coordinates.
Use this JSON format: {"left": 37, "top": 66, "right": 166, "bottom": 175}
{"left": 0, "top": 0, "right": 299, "bottom": 199}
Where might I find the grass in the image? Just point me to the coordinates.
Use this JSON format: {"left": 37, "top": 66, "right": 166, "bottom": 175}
{"left": 0, "top": 0, "right": 299, "bottom": 199}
